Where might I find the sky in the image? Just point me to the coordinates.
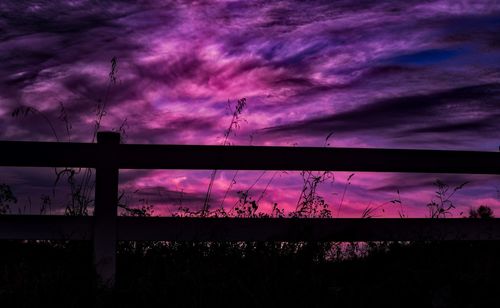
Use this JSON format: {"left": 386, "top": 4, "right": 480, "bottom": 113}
{"left": 0, "top": 0, "right": 499, "bottom": 217}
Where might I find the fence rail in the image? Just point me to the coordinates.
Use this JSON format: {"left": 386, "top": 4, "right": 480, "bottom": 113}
{"left": 2, "top": 216, "right": 500, "bottom": 241}
{"left": 0, "top": 131, "right": 499, "bottom": 286}
{"left": 1, "top": 140, "right": 499, "bottom": 173}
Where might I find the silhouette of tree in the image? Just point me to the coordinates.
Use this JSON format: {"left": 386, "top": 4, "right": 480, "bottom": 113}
{"left": 468, "top": 205, "right": 494, "bottom": 218}
{"left": 0, "top": 183, "right": 17, "bottom": 215}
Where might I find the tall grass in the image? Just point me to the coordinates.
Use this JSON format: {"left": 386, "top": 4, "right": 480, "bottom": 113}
{"left": 202, "top": 97, "right": 247, "bottom": 216}
{"left": 9, "top": 57, "right": 127, "bottom": 217}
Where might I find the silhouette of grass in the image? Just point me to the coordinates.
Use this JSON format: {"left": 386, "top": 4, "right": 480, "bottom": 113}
{"left": 1, "top": 235, "right": 500, "bottom": 307}
{"left": 9, "top": 57, "right": 125, "bottom": 217}
{"left": 203, "top": 97, "right": 247, "bottom": 216}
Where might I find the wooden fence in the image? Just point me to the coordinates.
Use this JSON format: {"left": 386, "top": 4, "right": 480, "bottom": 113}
{"left": 0, "top": 131, "right": 499, "bottom": 287}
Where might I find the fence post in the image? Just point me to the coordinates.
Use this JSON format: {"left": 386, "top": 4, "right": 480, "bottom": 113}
{"left": 94, "top": 131, "right": 120, "bottom": 287}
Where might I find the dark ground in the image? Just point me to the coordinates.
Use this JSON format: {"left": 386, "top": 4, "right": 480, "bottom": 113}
{"left": 1, "top": 240, "right": 499, "bottom": 308}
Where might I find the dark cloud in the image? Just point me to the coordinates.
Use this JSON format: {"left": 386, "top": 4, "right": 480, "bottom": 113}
{"left": 125, "top": 117, "right": 220, "bottom": 145}
{"left": 402, "top": 118, "right": 497, "bottom": 134}
{"left": 262, "top": 83, "right": 500, "bottom": 147}
{"left": 125, "top": 186, "right": 207, "bottom": 207}
{"left": 0, "top": 3, "right": 135, "bottom": 64}
{"left": 369, "top": 173, "right": 492, "bottom": 192}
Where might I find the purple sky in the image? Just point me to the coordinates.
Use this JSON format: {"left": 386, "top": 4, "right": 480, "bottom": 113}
{"left": 1, "top": 0, "right": 499, "bottom": 217}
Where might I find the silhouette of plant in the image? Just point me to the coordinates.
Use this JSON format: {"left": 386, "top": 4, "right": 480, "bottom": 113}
{"left": 292, "top": 170, "right": 333, "bottom": 218}
{"left": 234, "top": 190, "right": 259, "bottom": 218}
{"left": 11, "top": 106, "right": 61, "bottom": 141}
{"left": 270, "top": 202, "right": 285, "bottom": 218}
{"left": 39, "top": 194, "right": 52, "bottom": 215}
{"left": 288, "top": 134, "right": 336, "bottom": 219}
{"left": 337, "top": 173, "right": 354, "bottom": 217}
{"left": 393, "top": 188, "right": 406, "bottom": 218}
{"left": 0, "top": 183, "right": 17, "bottom": 215}
{"left": 118, "top": 195, "right": 155, "bottom": 217}
{"left": 427, "top": 179, "right": 468, "bottom": 218}
{"left": 468, "top": 205, "right": 494, "bottom": 218}
{"left": 10, "top": 57, "right": 121, "bottom": 216}
{"left": 203, "top": 97, "right": 247, "bottom": 216}
{"left": 361, "top": 190, "right": 404, "bottom": 219}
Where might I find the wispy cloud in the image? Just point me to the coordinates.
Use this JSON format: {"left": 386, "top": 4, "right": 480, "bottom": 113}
{"left": 1, "top": 0, "right": 499, "bottom": 216}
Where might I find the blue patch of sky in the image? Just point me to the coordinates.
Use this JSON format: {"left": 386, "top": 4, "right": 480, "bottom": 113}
{"left": 445, "top": 15, "right": 500, "bottom": 34}
{"left": 388, "top": 48, "right": 465, "bottom": 66}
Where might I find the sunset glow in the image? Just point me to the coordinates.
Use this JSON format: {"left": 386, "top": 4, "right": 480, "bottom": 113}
{"left": 1, "top": 1, "right": 499, "bottom": 217}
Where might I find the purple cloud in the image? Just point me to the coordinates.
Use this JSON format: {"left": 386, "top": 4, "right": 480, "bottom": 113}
{"left": 1, "top": 0, "right": 499, "bottom": 216}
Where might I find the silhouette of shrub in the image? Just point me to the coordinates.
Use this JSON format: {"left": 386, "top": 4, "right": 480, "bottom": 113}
{"left": 468, "top": 205, "right": 494, "bottom": 218}
{"left": 0, "top": 183, "right": 17, "bottom": 215}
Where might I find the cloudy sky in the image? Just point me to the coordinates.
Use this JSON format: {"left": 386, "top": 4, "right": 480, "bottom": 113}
{"left": 0, "top": 0, "right": 499, "bottom": 217}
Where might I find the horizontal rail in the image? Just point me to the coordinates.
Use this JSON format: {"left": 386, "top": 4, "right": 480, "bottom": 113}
{"left": 2, "top": 216, "right": 500, "bottom": 241}
{"left": 5, "top": 133, "right": 497, "bottom": 287}
{"left": 0, "top": 141, "right": 499, "bottom": 174}
{"left": 0, "top": 216, "right": 92, "bottom": 240}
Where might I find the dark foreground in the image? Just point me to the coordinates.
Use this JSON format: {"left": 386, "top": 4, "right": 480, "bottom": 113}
{"left": 1, "top": 240, "right": 499, "bottom": 307}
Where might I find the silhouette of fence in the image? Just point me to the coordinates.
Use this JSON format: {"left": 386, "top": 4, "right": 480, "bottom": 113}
{"left": 0, "top": 131, "right": 499, "bottom": 287}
